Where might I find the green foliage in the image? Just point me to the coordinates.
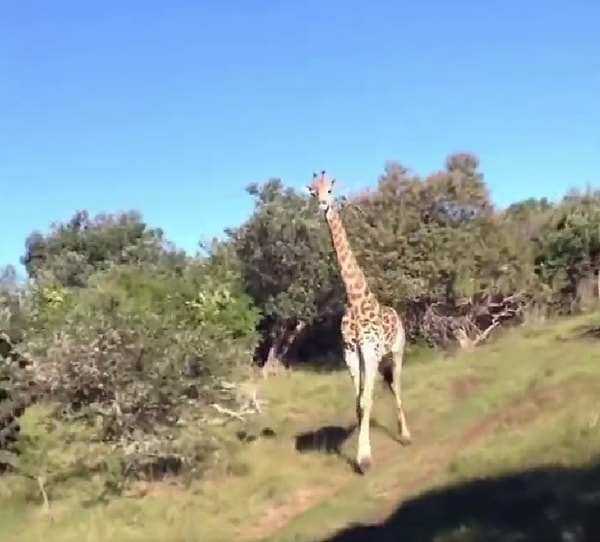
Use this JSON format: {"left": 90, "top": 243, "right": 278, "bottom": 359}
{"left": 341, "top": 154, "right": 506, "bottom": 305}
{"left": 220, "top": 155, "right": 600, "bottom": 354}
{"left": 0, "top": 267, "right": 29, "bottom": 344}
{"left": 535, "top": 190, "right": 600, "bottom": 296}
{"left": 2, "top": 151, "right": 600, "bottom": 499}
{"left": 228, "top": 180, "right": 345, "bottom": 362}
{"left": 229, "top": 179, "right": 344, "bottom": 323}
{"left": 21, "top": 210, "right": 176, "bottom": 287}
{"left": 0, "top": 335, "right": 32, "bottom": 477}
{"left": 18, "top": 256, "right": 259, "bottom": 478}
{"left": 2, "top": 212, "right": 260, "bottom": 488}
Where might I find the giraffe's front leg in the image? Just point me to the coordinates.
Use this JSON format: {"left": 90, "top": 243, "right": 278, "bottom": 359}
{"left": 343, "top": 345, "right": 360, "bottom": 398}
{"left": 343, "top": 346, "right": 364, "bottom": 435}
{"left": 355, "top": 341, "right": 379, "bottom": 474}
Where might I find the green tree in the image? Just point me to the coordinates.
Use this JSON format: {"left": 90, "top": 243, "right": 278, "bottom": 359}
{"left": 535, "top": 190, "right": 600, "bottom": 309}
{"left": 228, "top": 179, "right": 344, "bottom": 366}
{"left": 21, "top": 210, "right": 177, "bottom": 287}
{"left": 343, "top": 153, "right": 498, "bottom": 305}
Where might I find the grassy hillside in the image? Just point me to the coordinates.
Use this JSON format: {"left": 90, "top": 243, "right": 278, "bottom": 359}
{"left": 1, "top": 314, "right": 600, "bottom": 542}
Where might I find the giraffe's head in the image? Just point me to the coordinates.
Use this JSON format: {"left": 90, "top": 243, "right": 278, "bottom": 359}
{"left": 307, "top": 170, "right": 336, "bottom": 213}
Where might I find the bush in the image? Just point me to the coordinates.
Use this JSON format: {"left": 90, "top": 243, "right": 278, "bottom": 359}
{"left": 0, "top": 339, "right": 24, "bottom": 471}
{"left": 0, "top": 278, "right": 35, "bottom": 473}
{"left": 16, "top": 257, "right": 260, "bottom": 482}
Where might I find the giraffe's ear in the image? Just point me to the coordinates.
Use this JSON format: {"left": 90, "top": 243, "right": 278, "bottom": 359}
{"left": 331, "top": 178, "right": 336, "bottom": 186}
{"left": 306, "top": 185, "right": 315, "bottom": 195}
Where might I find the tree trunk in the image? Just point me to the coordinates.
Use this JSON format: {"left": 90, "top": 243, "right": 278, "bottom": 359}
{"left": 261, "top": 320, "right": 306, "bottom": 378}
{"left": 279, "top": 320, "right": 306, "bottom": 363}
{"left": 261, "top": 343, "right": 285, "bottom": 378}
{"left": 261, "top": 322, "right": 285, "bottom": 378}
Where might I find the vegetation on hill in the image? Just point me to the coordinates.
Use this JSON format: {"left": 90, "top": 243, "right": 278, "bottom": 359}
{"left": 1, "top": 152, "right": 600, "bottom": 540}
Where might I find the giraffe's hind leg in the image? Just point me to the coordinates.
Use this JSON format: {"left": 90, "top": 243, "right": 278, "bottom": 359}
{"left": 390, "top": 338, "right": 411, "bottom": 445}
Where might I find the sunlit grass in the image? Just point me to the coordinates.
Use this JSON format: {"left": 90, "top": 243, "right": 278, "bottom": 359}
{"left": 1, "top": 314, "right": 599, "bottom": 542}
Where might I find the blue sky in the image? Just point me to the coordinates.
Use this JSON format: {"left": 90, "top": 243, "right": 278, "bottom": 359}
{"left": 1, "top": 0, "right": 598, "bottom": 274}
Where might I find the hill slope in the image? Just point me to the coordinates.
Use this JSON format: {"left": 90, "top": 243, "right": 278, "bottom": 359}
{"left": 2, "top": 315, "right": 600, "bottom": 542}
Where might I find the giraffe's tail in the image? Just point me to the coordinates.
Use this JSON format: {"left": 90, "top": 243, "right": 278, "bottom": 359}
{"left": 378, "top": 358, "right": 394, "bottom": 389}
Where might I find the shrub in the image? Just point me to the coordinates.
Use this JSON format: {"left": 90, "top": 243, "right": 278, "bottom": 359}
{"left": 18, "top": 257, "right": 260, "bottom": 481}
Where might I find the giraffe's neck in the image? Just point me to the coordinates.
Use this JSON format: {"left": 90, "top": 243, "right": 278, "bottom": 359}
{"left": 325, "top": 206, "right": 371, "bottom": 306}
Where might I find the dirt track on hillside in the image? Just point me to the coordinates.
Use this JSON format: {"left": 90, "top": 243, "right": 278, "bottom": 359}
{"left": 244, "top": 375, "right": 571, "bottom": 542}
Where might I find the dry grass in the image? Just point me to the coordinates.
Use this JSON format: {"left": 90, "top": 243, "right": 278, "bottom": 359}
{"left": 1, "top": 314, "right": 600, "bottom": 542}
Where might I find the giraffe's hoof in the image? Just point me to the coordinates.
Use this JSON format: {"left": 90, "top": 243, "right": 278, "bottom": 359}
{"left": 355, "top": 456, "right": 372, "bottom": 475}
{"left": 398, "top": 434, "right": 412, "bottom": 446}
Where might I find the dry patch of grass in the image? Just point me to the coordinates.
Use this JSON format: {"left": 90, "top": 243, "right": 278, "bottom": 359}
{"left": 2, "top": 315, "right": 600, "bottom": 542}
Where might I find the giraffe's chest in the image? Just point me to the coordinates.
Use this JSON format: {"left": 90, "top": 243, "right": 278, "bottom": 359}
{"left": 341, "top": 304, "right": 384, "bottom": 344}
{"left": 341, "top": 303, "right": 402, "bottom": 349}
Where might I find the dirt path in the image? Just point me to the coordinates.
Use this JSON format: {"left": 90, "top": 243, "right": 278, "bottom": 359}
{"left": 241, "top": 375, "right": 488, "bottom": 541}
{"left": 245, "top": 376, "right": 567, "bottom": 542}
{"left": 365, "top": 380, "right": 564, "bottom": 527}
{"left": 240, "top": 410, "right": 440, "bottom": 541}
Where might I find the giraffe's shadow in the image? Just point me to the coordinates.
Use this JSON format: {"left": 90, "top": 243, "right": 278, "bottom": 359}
{"left": 294, "top": 359, "right": 401, "bottom": 470}
{"left": 294, "top": 423, "right": 357, "bottom": 468}
{"left": 293, "top": 418, "right": 397, "bottom": 471}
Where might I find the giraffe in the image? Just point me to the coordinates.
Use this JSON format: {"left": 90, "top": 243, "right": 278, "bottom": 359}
{"left": 307, "top": 170, "right": 411, "bottom": 474}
